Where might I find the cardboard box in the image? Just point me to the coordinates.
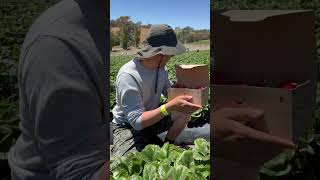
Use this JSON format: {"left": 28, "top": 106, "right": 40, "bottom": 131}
{"left": 168, "top": 64, "right": 209, "bottom": 106}
{"left": 213, "top": 80, "right": 313, "bottom": 141}
{"left": 212, "top": 10, "right": 317, "bottom": 180}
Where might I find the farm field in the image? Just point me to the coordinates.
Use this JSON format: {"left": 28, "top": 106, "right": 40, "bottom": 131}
{"left": 110, "top": 40, "right": 210, "bottom": 56}
{"left": 110, "top": 138, "right": 210, "bottom": 180}
{"left": 110, "top": 50, "right": 211, "bottom": 179}
{"left": 110, "top": 50, "right": 210, "bottom": 108}
{"left": 186, "top": 39, "right": 210, "bottom": 46}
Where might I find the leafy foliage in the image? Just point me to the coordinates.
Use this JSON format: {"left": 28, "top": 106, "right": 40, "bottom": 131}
{"left": 176, "top": 27, "right": 210, "bottom": 43}
{"left": 0, "top": 0, "right": 59, "bottom": 152}
{"left": 0, "top": 98, "right": 20, "bottom": 152}
{"left": 111, "top": 32, "right": 121, "bottom": 48}
{"left": 259, "top": 131, "right": 320, "bottom": 179}
{"left": 111, "top": 16, "right": 141, "bottom": 49}
{"left": 110, "top": 138, "right": 210, "bottom": 180}
{"left": 188, "top": 103, "right": 210, "bottom": 128}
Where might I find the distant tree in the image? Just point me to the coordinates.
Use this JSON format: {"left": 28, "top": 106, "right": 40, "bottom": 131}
{"left": 110, "top": 17, "right": 147, "bottom": 49}
{"left": 176, "top": 27, "right": 210, "bottom": 43}
{"left": 117, "top": 16, "right": 130, "bottom": 24}
{"left": 119, "top": 23, "right": 130, "bottom": 50}
{"left": 133, "top": 25, "right": 140, "bottom": 47}
{"left": 115, "top": 16, "right": 134, "bottom": 49}
{"left": 136, "top": 21, "right": 142, "bottom": 26}
{"left": 182, "top": 26, "right": 194, "bottom": 32}
{"left": 110, "top": 32, "right": 120, "bottom": 49}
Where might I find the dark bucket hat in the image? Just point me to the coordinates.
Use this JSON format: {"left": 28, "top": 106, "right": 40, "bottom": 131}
{"left": 135, "top": 24, "right": 186, "bottom": 59}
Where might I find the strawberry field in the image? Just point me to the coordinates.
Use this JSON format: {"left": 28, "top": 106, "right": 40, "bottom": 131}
{"left": 110, "top": 50, "right": 210, "bottom": 179}
{"left": 110, "top": 138, "right": 210, "bottom": 180}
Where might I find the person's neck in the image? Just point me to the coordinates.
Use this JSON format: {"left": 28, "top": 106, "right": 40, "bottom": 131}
{"left": 139, "top": 58, "right": 158, "bottom": 70}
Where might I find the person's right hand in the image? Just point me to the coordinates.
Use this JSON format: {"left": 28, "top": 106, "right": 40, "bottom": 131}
{"left": 212, "top": 107, "right": 295, "bottom": 166}
{"left": 166, "top": 95, "right": 202, "bottom": 114}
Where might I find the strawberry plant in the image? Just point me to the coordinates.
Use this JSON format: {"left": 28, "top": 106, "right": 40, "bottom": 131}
{"left": 110, "top": 138, "right": 210, "bottom": 180}
{"left": 258, "top": 82, "right": 320, "bottom": 180}
{"left": 187, "top": 103, "right": 210, "bottom": 128}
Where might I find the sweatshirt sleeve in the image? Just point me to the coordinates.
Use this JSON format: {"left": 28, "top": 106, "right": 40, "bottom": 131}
{"left": 116, "top": 73, "right": 145, "bottom": 130}
{"left": 21, "top": 36, "right": 107, "bottom": 180}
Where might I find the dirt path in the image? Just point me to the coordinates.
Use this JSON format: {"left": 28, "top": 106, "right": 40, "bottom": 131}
{"left": 111, "top": 43, "right": 210, "bottom": 56}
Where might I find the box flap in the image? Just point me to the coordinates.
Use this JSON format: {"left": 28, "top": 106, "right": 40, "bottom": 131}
{"left": 175, "top": 64, "right": 209, "bottom": 88}
{"left": 221, "top": 10, "right": 311, "bottom": 22}
{"left": 212, "top": 10, "right": 316, "bottom": 86}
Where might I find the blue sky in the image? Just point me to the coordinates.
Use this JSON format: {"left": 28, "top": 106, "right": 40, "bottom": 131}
{"left": 110, "top": 0, "right": 210, "bottom": 30}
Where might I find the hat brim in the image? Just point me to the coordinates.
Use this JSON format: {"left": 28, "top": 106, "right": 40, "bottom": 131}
{"left": 134, "top": 40, "right": 186, "bottom": 59}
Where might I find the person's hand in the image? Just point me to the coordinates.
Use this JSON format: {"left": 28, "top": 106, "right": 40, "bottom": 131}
{"left": 166, "top": 95, "right": 202, "bottom": 114}
{"left": 212, "top": 107, "right": 295, "bottom": 166}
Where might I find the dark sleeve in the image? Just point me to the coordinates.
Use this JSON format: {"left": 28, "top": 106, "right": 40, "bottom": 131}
{"left": 20, "top": 36, "right": 107, "bottom": 180}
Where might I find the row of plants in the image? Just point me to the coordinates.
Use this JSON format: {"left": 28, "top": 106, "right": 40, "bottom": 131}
{"left": 110, "top": 138, "right": 210, "bottom": 180}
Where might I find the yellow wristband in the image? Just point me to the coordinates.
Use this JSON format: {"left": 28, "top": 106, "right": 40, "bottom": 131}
{"left": 160, "top": 105, "right": 169, "bottom": 116}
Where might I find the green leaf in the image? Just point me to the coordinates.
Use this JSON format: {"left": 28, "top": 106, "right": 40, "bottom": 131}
{"left": 260, "top": 150, "right": 295, "bottom": 177}
{"left": 117, "top": 162, "right": 129, "bottom": 173}
{"left": 143, "top": 164, "right": 158, "bottom": 180}
{"left": 158, "top": 162, "right": 171, "bottom": 179}
{"left": 193, "top": 164, "right": 210, "bottom": 177}
{"left": 157, "top": 143, "right": 169, "bottom": 161}
{"left": 130, "top": 175, "right": 143, "bottom": 180}
{"left": 187, "top": 171, "right": 207, "bottom": 180}
{"left": 113, "top": 168, "right": 129, "bottom": 179}
{"left": 175, "top": 150, "right": 194, "bottom": 168}
{"left": 168, "top": 150, "right": 180, "bottom": 163}
{"left": 117, "top": 177, "right": 127, "bottom": 180}
{"left": 191, "top": 109, "right": 202, "bottom": 118}
{"left": 140, "top": 145, "right": 161, "bottom": 163}
{"left": 168, "top": 165, "right": 189, "bottom": 180}
{"left": 130, "top": 162, "right": 143, "bottom": 175}
{"left": 125, "top": 153, "right": 143, "bottom": 175}
{"left": 193, "top": 138, "right": 210, "bottom": 161}
{"left": 300, "top": 145, "right": 315, "bottom": 155}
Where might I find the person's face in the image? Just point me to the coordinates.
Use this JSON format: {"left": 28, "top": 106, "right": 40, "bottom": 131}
{"left": 157, "top": 54, "right": 172, "bottom": 68}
